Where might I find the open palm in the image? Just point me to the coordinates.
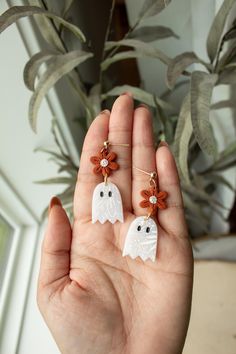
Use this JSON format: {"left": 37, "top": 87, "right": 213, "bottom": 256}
{"left": 38, "top": 94, "right": 193, "bottom": 354}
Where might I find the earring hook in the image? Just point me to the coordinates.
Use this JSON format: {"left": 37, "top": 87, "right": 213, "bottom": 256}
{"left": 133, "top": 166, "right": 157, "bottom": 189}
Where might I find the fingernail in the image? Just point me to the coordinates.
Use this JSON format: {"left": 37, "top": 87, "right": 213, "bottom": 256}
{"left": 138, "top": 103, "right": 149, "bottom": 110}
{"left": 159, "top": 141, "right": 169, "bottom": 148}
{"left": 121, "top": 91, "right": 133, "bottom": 97}
{"left": 100, "top": 109, "right": 110, "bottom": 115}
{"left": 48, "top": 196, "right": 62, "bottom": 215}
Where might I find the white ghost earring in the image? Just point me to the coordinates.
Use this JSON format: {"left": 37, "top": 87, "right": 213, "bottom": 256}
{"left": 90, "top": 140, "right": 128, "bottom": 224}
{"left": 123, "top": 168, "right": 168, "bottom": 262}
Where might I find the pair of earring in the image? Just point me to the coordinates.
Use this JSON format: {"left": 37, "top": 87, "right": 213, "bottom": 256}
{"left": 90, "top": 141, "right": 168, "bottom": 262}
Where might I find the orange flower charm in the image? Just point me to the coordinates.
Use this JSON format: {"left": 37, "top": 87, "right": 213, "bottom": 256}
{"left": 90, "top": 150, "right": 119, "bottom": 177}
{"left": 140, "top": 187, "right": 168, "bottom": 215}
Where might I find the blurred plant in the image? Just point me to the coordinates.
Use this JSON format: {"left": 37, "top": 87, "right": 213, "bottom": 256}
{"left": 0, "top": 0, "right": 236, "bottom": 237}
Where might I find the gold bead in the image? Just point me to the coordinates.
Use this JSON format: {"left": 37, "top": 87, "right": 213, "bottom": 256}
{"left": 150, "top": 171, "right": 157, "bottom": 179}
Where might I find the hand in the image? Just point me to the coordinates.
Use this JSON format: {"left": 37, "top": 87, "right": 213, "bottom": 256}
{"left": 37, "top": 94, "right": 193, "bottom": 354}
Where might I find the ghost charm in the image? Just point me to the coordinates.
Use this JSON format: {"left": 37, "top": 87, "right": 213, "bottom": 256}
{"left": 92, "top": 182, "right": 124, "bottom": 224}
{"left": 123, "top": 216, "right": 158, "bottom": 262}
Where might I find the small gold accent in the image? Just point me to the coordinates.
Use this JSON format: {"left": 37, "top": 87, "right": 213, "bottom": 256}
{"left": 103, "top": 140, "right": 109, "bottom": 149}
{"left": 104, "top": 173, "right": 108, "bottom": 185}
{"left": 150, "top": 171, "right": 157, "bottom": 179}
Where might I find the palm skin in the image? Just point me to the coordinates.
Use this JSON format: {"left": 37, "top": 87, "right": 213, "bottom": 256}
{"left": 38, "top": 94, "right": 193, "bottom": 354}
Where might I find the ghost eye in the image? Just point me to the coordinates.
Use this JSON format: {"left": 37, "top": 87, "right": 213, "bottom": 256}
{"left": 100, "top": 191, "right": 104, "bottom": 197}
{"left": 137, "top": 225, "right": 141, "bottom": 231}
{"left": 146, "top": 227, "right": 150, "bottom": 233}
{"left": 108, "top": 191, "right": 112, "bottom": 197}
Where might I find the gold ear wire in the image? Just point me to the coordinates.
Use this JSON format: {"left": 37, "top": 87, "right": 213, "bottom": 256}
{"left": 103, "top": 140, "right": 129, "bottom": 149}
{"left": 112, "top": 143, "right": 130, "bottom": 147}
{"left": 133, "top": 166, "right": 157, "bottom": 189}
{"left": 101, "top": 141, "right": 129, "bottom": 154}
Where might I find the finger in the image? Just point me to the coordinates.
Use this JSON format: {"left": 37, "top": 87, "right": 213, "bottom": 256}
{"left": 156, "top": 143, "right": 188, "bottom": 238}
{"left": 132, "top": 105, "right": 156, "bottom": 215}
{"left": 108, "top": 94, "right": 134, "bottom": 211}
{"left": 74, "top": 111, "right": 110, "bottom": 220}
{"left": 38, "top": 197, "right": 72, "bottom": 290}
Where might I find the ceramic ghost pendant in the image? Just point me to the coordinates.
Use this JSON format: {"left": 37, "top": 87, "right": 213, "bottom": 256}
{"left": 90, "top": 141, "right": 125, "bottom": 224}
{"left": 123, "top": 168, "right": 167, "bottom": 262}
{"left": 123, "top": 216, "right": 157, "bottom": 262}
{"left": 92, "top": 181, "right": 123, "bottom": 224}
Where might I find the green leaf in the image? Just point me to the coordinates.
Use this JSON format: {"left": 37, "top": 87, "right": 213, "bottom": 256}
{"left": 173, "top": 94, "right": 192, "bottom": 183}
{"left": 34, "top": 177, "right": 74, "bottom": 184}
{"left": 102, "top": 85, "right": 173, "bottom": 111}
{"left": 205, "top": 173, "right": 235, "bottom": 191}
{"left": 29, "top": 50, "right": 93, "bottom": 132}
{"left": 34, "top": 147, "right": 75, "bottom": 167}
{"left": 105, "top": 39, "right": 170, "bottom": 62}
{"left": 182, "top": 191, "right": 209, "bottom": 229}
{"left": 182, "top": 182, "right": 229, "bottom": 211}
{"left": 58, "top": 165, "right": 77, "bottom": 176}
{"left": 166, "top": 52, "right": 204, "bottom": 90}
{"left": 128, "top": 25, "right": 179, "bottom": 42}
{"left": 101, "top": 51, "right": 143, "bottom": 71}
{"left": 207, "top": 0, "right": 236, "bottom": 62}
{"left": 224, "top": 27, "right": 236, "bottom": 41}
{"left": 62, "top": 0, "right": 75, "bottom": 17}
{"left": 103, "top": 39, "right": 170, "bottom": 70}
{"left": 89, "top": 83, "right": 101, "bottom": 116}
{"left": 154, "top": 102, "right": 175, "bottom": 143}
{"left": 190, "top": 71, "right": 218, "bottom": 156}
{"left": 217, "top": 140, "right": 236, "bottom": 162}
{"left": 23, "top": 50, "right": 59, "bottom": 91}
{"left": 0, "top": 6, "right": 86, "bottom": 42}
{"left": 216, "top": 43, "right": 236, "bottom": 71}
{"left": 208, "top": 140, "right": 236, "bottom": 172}
{"left": 138, "top": 0, "right": 172, "bottom": 20}
{"left": 211, "top": 99, "right": 236, "bottom": 109}
{"left": 218, "top": 66, "right": 236, "bottom": 85}
{"left": 28, "top": 0, "right": 65, "bottom": 52}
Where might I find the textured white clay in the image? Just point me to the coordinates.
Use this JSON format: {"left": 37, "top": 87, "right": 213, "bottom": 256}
{"left": 92, "top": 182, "right": 124, "bottom": 224}
{"left": 123, "top": 216, "right": 158, "bottom": 262}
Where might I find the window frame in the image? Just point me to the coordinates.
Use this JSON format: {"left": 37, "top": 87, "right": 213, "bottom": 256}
{"left": 0, "top": 172, "right": 39, "bottom": 354}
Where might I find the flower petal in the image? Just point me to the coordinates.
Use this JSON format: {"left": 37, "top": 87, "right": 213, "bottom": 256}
{"left": 99, "top": 150, "right": 106, "bottom": 159}
{"left": 150, "top": 187, "right": 156, "bottom": 195}
{"left": 157, "top": 191, "right": 168, "bottom": 200}
{"left": 102, "top": 166, "right": 111, "bottom": 176}
{"left": 109, "top": 161, "right": 119, "bottom": 170}
{"left": 90, "top": 156, "right": 100, "bottom": 165}
{"left": 139, "top": 200, "right": 150, "bottom": 208}
{"left": 93, "top": 165, "right": 102, "bottom": 174}
{"left": 107, "top": 151, "right": 117, "bottom": 162}
{"left": 140, "top": 189, "right": 151, "bottom": 199}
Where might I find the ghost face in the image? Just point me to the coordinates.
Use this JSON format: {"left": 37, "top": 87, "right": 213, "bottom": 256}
{"left": 122, "top": 216, "right": 158, "bottom": 262}
{"left": 92, "top": 182, "right": 124, "bottom": 224}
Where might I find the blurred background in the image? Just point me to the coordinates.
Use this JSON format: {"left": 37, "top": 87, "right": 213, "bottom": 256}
{"left": 0, "top": 0, "right": 236, "bottom": 353}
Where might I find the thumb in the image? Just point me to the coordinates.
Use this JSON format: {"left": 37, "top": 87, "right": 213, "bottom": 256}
{"left": 38, "top": 197, "right": 72, "bottom": 293}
